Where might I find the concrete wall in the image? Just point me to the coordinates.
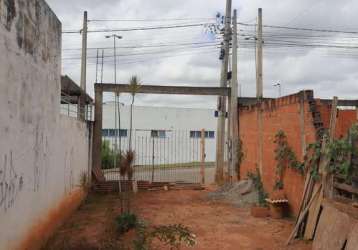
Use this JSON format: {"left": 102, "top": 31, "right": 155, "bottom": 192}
{"left": 0, "top": 1, "right": 90, "bottom": 249}
{"left": 239, "top": 91, "right": 357, "bottom": 216}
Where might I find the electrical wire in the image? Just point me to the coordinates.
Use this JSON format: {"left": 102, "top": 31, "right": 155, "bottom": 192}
{"left": 88, "top": 17, "right": 215, "bottom": 22}
{"left": 62, "top": 22, "right": 215, "bottom": 34}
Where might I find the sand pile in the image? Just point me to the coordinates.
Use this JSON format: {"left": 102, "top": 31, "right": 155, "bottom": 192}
{"left": 207, "top": 179, "right": 258, "bottom": 207}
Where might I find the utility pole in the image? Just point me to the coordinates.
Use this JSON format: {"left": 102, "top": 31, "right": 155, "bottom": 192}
{"left": 79, "top": 11, "right": 88, "bottom": 121}
{"left": 230, "top": 9, "right": 239, "bottom": 181}
{"left": 256, "top": 8, "right": 264, "bottom": 175}
{"left": 215, "top": 0, "right": 232, "bottom": 184}
{"left": 256, "top": 8, "right": 263, "bottom": 98}
{"left": 100, "top": 49, "right": 104, "bottom": 84}
{"left": 95, "top": 49, "right": 99, "bottom": 83}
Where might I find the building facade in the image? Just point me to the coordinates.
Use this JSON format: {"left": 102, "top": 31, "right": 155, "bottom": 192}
{"left": 102, "top": 103, "right": 218, "bottom": 164}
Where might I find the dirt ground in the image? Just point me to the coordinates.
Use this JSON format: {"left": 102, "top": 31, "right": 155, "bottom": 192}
{"left": 44, "top": 188, "right": 312, "bottom": 250}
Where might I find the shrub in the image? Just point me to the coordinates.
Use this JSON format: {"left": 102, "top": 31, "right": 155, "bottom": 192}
{"left": 247, "top": 168, "right": 267, "bottom": 207}
{"left": 115, "top": 212, "right": 138, "bottom": 234}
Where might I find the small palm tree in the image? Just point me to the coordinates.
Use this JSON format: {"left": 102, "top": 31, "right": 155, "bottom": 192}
{"left": 128, "top": 76, "right": 141, "bottom": 150}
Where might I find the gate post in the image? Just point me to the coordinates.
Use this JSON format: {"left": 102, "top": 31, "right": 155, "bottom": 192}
{"left": 200, "top": 129, "right": 206, "bottom": 185}
{"left": 92, "top": 84, "right": 103, "bottom": 177}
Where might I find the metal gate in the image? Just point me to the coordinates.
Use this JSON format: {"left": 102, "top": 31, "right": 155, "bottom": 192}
{"left": 101, "top": 130, "right": 214, "bottom": 184}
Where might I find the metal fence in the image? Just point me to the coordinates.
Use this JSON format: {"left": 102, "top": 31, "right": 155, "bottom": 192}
{"left": 102, "top": 130, "right": 215, "bottom": 184}
{"left": 60, "top": 92, "right": 94, "bottom": 121}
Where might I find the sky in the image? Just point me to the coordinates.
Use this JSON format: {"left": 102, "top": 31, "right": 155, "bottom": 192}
{"left": 46, "top": 0, "right": 358, "bottom": 108}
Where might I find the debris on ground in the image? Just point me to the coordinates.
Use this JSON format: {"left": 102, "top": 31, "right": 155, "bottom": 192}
{"left": 207, "top": 179, "right": 259, "bottom": 207}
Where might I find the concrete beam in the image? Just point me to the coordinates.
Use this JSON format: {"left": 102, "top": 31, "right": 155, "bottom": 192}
{"left": 95, "top": 83, "right": 230, "bottom": 96}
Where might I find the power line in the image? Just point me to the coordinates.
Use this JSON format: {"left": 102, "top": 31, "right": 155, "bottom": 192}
{"left": 88, "top": 17, "right": 215, "bottom": 22}
{"left": 62, "top": 41, "right": 219, "bottom": 51}
{"left": 62, "top": 48, "right": 219, "bottom": 66}
{"left": 62, "top": 44, "right": 220, "bottom": 60}
{"left": 238, "top": 22, "right": 358, "bottom": 35}
{"left": 62, "top": 22, "right": 215, "bottom": 34}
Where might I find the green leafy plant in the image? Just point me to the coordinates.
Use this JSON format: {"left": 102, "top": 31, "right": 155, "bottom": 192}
{"left": 273, "top": 130, "right": 304, "bottom": 189}
{"left": 133, "top": 222, "right": 196, "bottom": 250}
{"left": 114, "top": 214, "right": 196, "bottom": 250}
{"left": 305, "top": 142, "right": 322, "bottom": 182}
{"left": 247, "top": 168, "right": 268, "bottom": 207}
{"left": 151, "top": 224, "right": 196, "bottom": 250}
{"left": 236, "top": 139, "right": 244, "bottom": 178}
{"left": 101, "top": 140, "right": 116, "bottom": 169}
{"left": 304, "top": 124, "right": 358, "bottom": 183}
{"left": 115, "top": 212, "right": 138, "bottom": 235}
{"left": 325, "top": 131, "right": 357, "bottom": 181}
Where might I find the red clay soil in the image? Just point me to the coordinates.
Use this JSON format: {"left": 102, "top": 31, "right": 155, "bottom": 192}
{"left": 44, "top": 188, "right": 312, "bottom": 250}
{"left": 133, "top": 188, "right": 311, "bottom": 250}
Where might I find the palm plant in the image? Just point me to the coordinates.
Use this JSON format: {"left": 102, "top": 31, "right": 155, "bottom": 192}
{"left": 128, "top": 76, "right": 141, "bottom": 150}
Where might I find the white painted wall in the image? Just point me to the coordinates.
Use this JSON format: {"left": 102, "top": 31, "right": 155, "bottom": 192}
{"left": 102, "top": 102, "right": 218, "bottom": 163}
{"left": 0, "top": 1, "right": 90, "bottom": 249}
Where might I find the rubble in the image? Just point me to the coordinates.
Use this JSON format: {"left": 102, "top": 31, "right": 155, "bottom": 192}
{"left": 207, "top": 179, "right": 259, "bottom": 207}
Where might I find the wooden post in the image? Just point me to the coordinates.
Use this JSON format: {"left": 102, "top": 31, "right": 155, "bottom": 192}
{"left": 230, "top": 9, "right": 239, "bottom": 181}
{"left": 324, "top": 96, "right": 338, "bottom": 198}
{"left": 329, "top": 97, "right": 338, "bottom": 142}
{"left": 200, "top": 129, "right": 206, "bottom": 185}
{"left": 256, "top": 8, "right": 264, "bottom": 175}
{"left": 92, "top": 85, "right": 103, "bottom": 174}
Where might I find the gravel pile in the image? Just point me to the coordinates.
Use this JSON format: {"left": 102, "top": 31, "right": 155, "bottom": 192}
{"left": 207, "top": 179, "right": 258, "bottom": 207}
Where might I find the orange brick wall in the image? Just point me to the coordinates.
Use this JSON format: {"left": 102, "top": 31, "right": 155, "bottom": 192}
{"left": 239, "top": 93, "right": 357, "bottom": 216}
{"left": 239, "top": 93, "right": 356, "bottom": 215}
{"left": 336, "top": 110, "right": 356, "bottom": 138}
{"left": 240, "top": 92, "right": 317, "bottom": 216}
{"left": 316, "top": 100, "right": 356, "bottom": 138}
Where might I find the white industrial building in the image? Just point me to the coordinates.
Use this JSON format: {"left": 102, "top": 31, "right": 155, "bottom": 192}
{"left": 102, "top": 102, "right": 218, "bottom": 165}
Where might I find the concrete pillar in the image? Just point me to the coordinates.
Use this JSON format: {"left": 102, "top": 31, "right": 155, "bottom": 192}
{"left": 92, "top": 85, "right": 103, "bottom": 172}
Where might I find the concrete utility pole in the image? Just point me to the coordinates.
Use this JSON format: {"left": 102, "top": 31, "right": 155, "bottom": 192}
{"left": 256, "top": 8, "right": 263, "bottom": 98}
{"left": 95, "top": 49, "right": 99, "bottom": 83}
{"left": 215, "top": 0, "right": 232, "bottom": 184}
{"left": 256, "top": 8, "right": 264, "bottom": 175}
{"left": 79, "top": 11, "right": 88, "bottom": 120}
{"left": 100, "top": 49, "right": 104, "bottom": 84}
{"left": 230, "top": 9, "right": 239, "bottom": 181}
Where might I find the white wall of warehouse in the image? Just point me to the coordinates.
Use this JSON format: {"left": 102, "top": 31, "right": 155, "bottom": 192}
{"left": 102, "top": 103, "right": 219, "bottom": 163}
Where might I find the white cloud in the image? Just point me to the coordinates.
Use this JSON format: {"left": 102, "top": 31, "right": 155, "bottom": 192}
{"left": 47, "top": 0, "right": 358, "bottom": 107}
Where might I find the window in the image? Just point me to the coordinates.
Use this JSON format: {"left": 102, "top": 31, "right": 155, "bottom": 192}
{"left": 208, "top": 131, "right": 215, "bottom": 138}
{"left": 102, "top": 129, "right": 127, "bottom": 137}
{"left": 190, "top": 131, "right": 215, "bottom": 139}
{"left": 151, "top": 130, "right": 166, "bottom": 138}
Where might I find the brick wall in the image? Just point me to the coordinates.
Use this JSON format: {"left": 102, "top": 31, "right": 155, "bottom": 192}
{"left": 316, "top": 100, "right": 356, "bottom": 138}
{"left": 239, "top": 91, "right": 357, "bottom": 216}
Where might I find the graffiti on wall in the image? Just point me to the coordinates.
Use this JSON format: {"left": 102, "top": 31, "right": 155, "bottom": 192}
{"left": 33, "top": 124, "right": 49, "bottom": 192}
{"left": 0, "top": 151, "right": 24, "bottom": 212}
